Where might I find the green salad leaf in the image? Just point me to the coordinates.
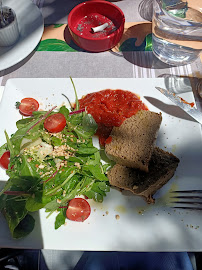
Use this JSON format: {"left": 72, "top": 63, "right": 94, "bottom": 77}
{"left": 2, "top": 198, "right": 34, "bottom": 239}
{"left": 0, "top": 79, "right": 111, "bottom": 237}
{"left": 55, "top": 209, "right": 66, "bottom": 230}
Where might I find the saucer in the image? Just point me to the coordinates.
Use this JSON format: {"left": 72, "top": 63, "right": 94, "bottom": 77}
{"left": 0, "top": 0, "right": 44, "bottom": 71}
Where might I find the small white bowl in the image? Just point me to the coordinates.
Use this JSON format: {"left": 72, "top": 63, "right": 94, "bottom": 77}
{"left": 0, "top": 6, "right": 20, "bottom": 47}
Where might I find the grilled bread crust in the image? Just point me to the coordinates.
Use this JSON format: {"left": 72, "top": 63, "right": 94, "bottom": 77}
{"left": 105, "top": 110, "right": 162, "bottom": 172}
{"left": 108, "top": 147, "right": 180, "bottom": 203}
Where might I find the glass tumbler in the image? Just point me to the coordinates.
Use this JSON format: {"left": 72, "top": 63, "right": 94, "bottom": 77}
{"left": 152, "top": 0, "right": 202, "bottom": 65}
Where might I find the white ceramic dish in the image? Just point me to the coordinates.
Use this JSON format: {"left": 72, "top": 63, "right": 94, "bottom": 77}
{"left": 0, "top": 6, "right": 20, "bottom": 46}
{"left": 0, "top": 0, "right": 44, "bottom": 71}
{"left": 0, "top": 78, "right": 202, "bottom": 251}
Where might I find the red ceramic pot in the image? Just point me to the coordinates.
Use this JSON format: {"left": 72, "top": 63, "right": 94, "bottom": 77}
{"left": 68, "top": 1, "right": 125, "bottom": 52}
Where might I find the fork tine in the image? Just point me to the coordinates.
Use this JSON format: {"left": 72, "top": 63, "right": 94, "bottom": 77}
{"left": 172, "top": 201, "right": 202, "bottom": 206}
{"left": 173, "top": 206, "right": 202, "bottom": 211}
{"left": 170, "top": 190, "right": 202, "bottom": 194}
{"left": 171, "top": 195, "right": 202, "bottom": 199}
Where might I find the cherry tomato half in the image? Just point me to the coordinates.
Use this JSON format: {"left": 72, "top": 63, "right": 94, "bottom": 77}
{"left": 44, "top": 113, "right": 66, "bottom": 133}
{"left": 0, "top": 151, "right": 10, "bottom": 169}
{"left": 66, "top": 198, "right": 91, "bottom": 222}
{"left": 18, "top": 98, "right": 39, "bottom": 116}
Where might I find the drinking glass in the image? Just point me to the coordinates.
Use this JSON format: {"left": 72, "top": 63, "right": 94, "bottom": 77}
{"left": 152, "top": 0, "right": 202, "bottom": 65}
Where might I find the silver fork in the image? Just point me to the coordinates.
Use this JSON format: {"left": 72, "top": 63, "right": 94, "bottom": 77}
{"left": 170, "top": 190, "right": 202, "bottom": 211}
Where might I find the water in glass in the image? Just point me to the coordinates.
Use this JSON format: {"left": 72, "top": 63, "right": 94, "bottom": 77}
{"left": 152, "top": 0, "right": 202, "bottom": 65}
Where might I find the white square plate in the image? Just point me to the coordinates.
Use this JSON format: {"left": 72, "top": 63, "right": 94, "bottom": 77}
{"left": 0, "top": 78, "right": 202, "bottom": 251}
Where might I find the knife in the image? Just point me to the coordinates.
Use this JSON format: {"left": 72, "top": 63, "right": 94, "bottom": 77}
{"left": 155, "top": 87, "right": 202, "bottom": 125}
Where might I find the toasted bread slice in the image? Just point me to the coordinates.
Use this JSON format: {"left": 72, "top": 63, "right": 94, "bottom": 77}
{"left": 105, "top": 110, "right": 162, "bottom": 172}
{"left": 107, "top": 147, "right": 180, "bottom": 203}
